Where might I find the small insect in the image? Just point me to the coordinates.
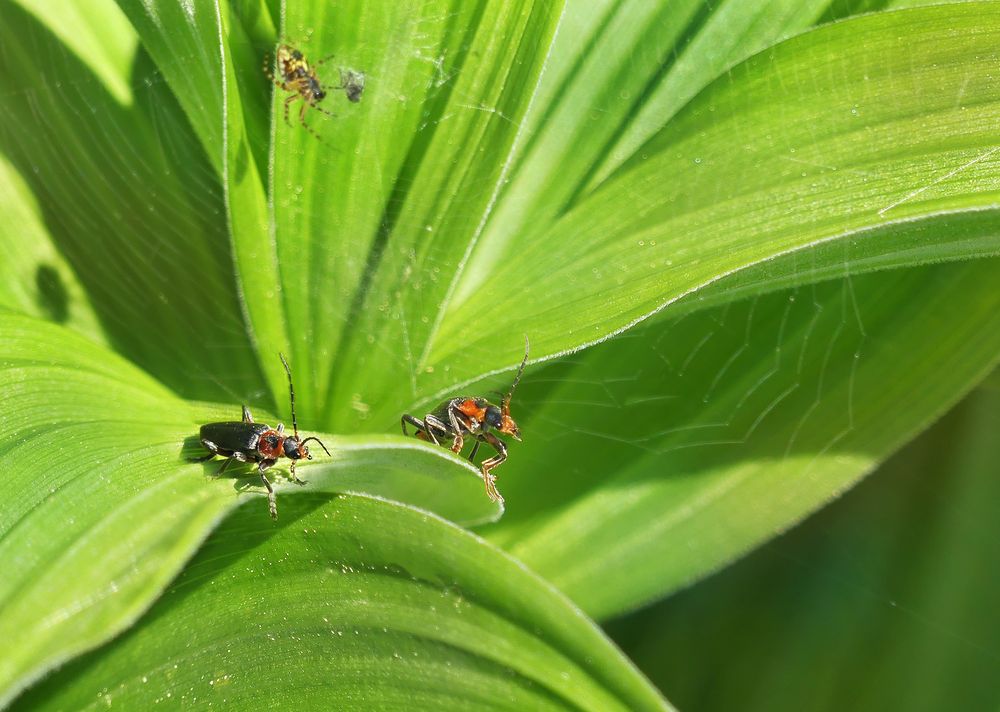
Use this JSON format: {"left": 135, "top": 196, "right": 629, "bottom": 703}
{"left": 338, "top": 68, "right": 366, "bottom": 103}
{"left": 401, "top": 338, "right": 529, "bottom": 504}
{"left": 194, "top": 353, "right": 330, "bottom": 519}
{"left": 264, "top": 44, "right": 336, "bottom": 139}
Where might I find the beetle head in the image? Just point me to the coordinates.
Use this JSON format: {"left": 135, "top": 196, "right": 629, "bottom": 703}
{"left": 283, "top": 436, "right": 305, "bottom": 460}
{"left": 498, "top": 410, "right": 521, "bottom": 441}
{"left": 484, "top": 405, "right": 503, "bottom": 429}
{"left": 299, "top": 436, "right": 331, "bottom": 460}
{"left": 484, "top": 404, "right": 519, "bottom": 440}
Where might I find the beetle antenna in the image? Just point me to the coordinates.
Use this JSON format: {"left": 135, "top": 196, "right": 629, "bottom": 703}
{"left": 300, "top": 436, "right": 331, "bottom": 456}
{"left": 279, "top": 352, "right": 299, "bottom": 438}
{"left": 502, "top": 336, "right": 530, "bottom": 415}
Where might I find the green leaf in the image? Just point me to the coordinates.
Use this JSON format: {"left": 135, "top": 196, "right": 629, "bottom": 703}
{"left": 12, "top": 495, "right": 670, "bottom": 712}
{"left": 110, "top": 0, "right": 226, "bottom": 173}
{"left": 5, "top": 0, "right": 1000, "bottom": 706}
{"left": 468, "top": 0, "right": 830, "bottom": 278}
{"left": 0, "top": 0, "right": 263, "bottom": 403}
{"left": 244, "top": 0, "right": 566, "bottom": 430}
{"left": 0, "top": 314, "right": 496, "bottom": 707}
{"left": 430, "top": 4, "right": 1000, "bottom": 391}
{"left": 482, "top": 258, "right": 1000, "bottom": 618}
{"left": 608, "top": 384, "right": 1000, "bottom": 711}
{"left": 0, "top": 153, "right": 102, "bottom": 340}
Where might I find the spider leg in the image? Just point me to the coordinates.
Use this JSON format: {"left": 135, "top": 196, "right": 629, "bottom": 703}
{"left": 297, "top": 97, "right": 324, "bottom": 141}
{"left": 262, "top": 56, "right": 278, "bottom": 85}
{"left": 313, "top": 53, "right": 337, "bottom": 67}
{"left": 283, "top": 93, "right": 300, "bottom": 128}
{"left": 309, "top": 100, "right": 337, "bottom": 119}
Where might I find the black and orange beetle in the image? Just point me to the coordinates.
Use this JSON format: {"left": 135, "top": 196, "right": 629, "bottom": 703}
{"left": 195, "top": 354, "right": 330, "bottom": 519}
{"left": 401, "top": 338, "right": 529, "bottom": 504}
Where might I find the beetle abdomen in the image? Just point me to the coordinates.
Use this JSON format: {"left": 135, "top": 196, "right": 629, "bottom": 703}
{"left": 200, "top": 421, "right": 269, "bottom": 452}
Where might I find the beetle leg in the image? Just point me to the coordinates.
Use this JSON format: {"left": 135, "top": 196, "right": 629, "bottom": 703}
{"left": 242, "top": 405, "right": 254, "bottom": 423}
{"left": 446, "top": 406, "right": 466, "bottom": 454}
{"left": 201, "top": 439, "right": 220, "bottom": 455}
{"left": 259, "top": 460, "right": 278, "bottom": 520}
{"left": 478, "top": 432, "right": 507, "bottom": 503}
{"left": 290, "top": 460, "right": 307, "bottom": 486}
{"left": 468, "top": 439, "right": 481, "bottom": 463}
{"left": 423, "top": 414, "right": 451, "bottom": 446}
{"left": 216, "top": 457, "right": 236, "bottom": 476}
{"left": 401, "top": 414, "right": 425, "bottom": 437}
{"left": 403, "top": 412, "right": 451, "bottom": 447}
{"left": 191, "top": 438, "right": 219, "bottom": 463}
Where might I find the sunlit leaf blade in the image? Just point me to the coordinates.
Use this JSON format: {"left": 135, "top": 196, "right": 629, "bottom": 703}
{"left": 110, "top": 0, "right": 226, "bottom": 174}
{"left": 12, "top": 495, "right": 671, "bottom": 712}
{"left": 0, "top": 154, "right": 103, "bottom": 340}
{"left": 0, "top": 314, "right": 229, "bottom": 708}
{"left": 609, "top": 385, "right": 1000, "bottom": 711}
{"left": 482, "top": 259, "right": 1000, "bottom": 618}
{"left": 585, "top": 0, "right": 829, "bottom": 188}
{"left": 464, "top": 0, "right": 829, "bottom": 278}
{"left": 0, "top": 314, "right": 497, "bottom": 707}
{"left": 0, "top": 0, "right": 262, "bottom": 403}
{"left": 307, "top": 435, "right": 503, "bottom": 527}
{"left": 665, "top": 208, "right": 1000, "bottom": 318}
{"left": 254, "top": 0, "right": 564, "bottom": 428}
{"left": 430, "top": 4, "right": 1000, "bottom": 392}
{"left": 110, "top": 0, "right": 283, "bottom": 397}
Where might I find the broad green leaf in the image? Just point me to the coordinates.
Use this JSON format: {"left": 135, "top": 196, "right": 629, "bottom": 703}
{"left": 110, "top": 0, "right": 226, "bottom": 174}
{"left": 981, "top": 365, "right": 1000, "bottom": 392}
{"left": 430, "top": 4, "right": 1000, "bottom": 393}
{"left": 0, "top": 314, "right": 497, "bottom": 708}
{"left": 4, "top": 0, "right": 1000, "bottom": 706}
{"left": 258, "top": 0, "right": 565, "bottom": 428}
{"left": 586, "top": 0, "right": 829, "bottom": 187}
{"left": 0, "top": 0, "right": 262, "bottom": 403}
{"left": 608, "top": 385, "right": 1000, "bottom": 711}
{"left": 14, "top": 0, "right": 135, "bottom": 105}
{"left": 465, "top": 0, "right": 829, "bottom": 277}
{"left": 11, "top": 495, "right": 670, "bottom": 712}
{"left": 482, "top": 258, "right": 1000, "bottom": 618}
{"left": 111, "top": 0, "right": 283, "bottom": 395}
{"left": 662, "top": 207, "right": 1000, "bottom": 318}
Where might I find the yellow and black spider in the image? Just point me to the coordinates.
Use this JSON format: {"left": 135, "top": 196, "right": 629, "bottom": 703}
{"left": 263, "top": 44, "right": 335, "bottom": 139}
